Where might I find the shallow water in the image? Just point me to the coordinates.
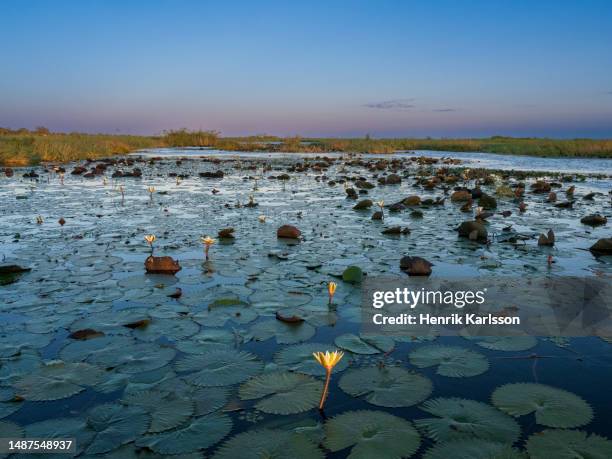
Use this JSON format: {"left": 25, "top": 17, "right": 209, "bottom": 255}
{"left": 0, "top": 150, "right": 611, "bottom": 457}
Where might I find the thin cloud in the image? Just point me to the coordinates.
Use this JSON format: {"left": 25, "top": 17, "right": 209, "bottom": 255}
{"left": 432, "top": 108, "right": 457, "bottom": 112}
{"left": 363, "top": 99, "right": 415, "bottom": 110}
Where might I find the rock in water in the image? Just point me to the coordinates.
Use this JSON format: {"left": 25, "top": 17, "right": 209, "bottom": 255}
{"left": 402, "top": 195, "right": 421, "bottom": 206}
{"left": 451, "top": 190, "right": 472, "bottom": 202}
{"left": 385, "top": 174, "right": 402, "bottom": 184}
{"left": 371, "top": 211, "right": 383, "bottom": 220}
{"left": 353, "top": 199, "right": 373, "bottom": 210}
{"left": 478, "top": 193, "right": 497, "bottom": 210}
{"left": 538, "top": 229, "right": 555, "bottom": 246}
{"left": 400, "top": 256, "right": 433, "bottom": 276}
{"left": 218, "top": 227, "right": 235, "bottom": 238}
{"left": 457, "top": 221, "right": 487, "bottom": 241}
{"left": 345, "top": 188, "right": 358, "bottom": 199}
{"left": 580, "top": 214, "right": 607, "bottom": 227}
{"left": 590, "top": 238, "right": 612, "bottom": 255}
{"left": 144, "top": 256, "right": 182, "bottom": 274}
{"left": 277, "top": 225, "right": 301, "bottom": 239}
{"left": 382, "top": 226, "right": 410, "bottom": 235}
{"left": 0, "top": 265, "right": 31, "bottom": 274}
{"left": 531, "top": 181, "right": 551, "bottom": 193}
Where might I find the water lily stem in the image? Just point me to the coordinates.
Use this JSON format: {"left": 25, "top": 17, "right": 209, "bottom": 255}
{"left": 319, "top": 369, "right": 331, "bottom": 410}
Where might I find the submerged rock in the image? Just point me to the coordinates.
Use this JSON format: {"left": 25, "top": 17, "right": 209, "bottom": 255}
{"left": 145, "top": 256, "right": 182, "bottom": 274}
{"left": 590, "top": 238, "right": 612, "bottom": 255}
{"left": 382, "top": 226, "right": 410, "bottom": 235}
{"left": 531, "top": 181, "right": 551, "bottom": 193}
{"left": 451, "top": 190, "right": 471, "bottom": 202}
{"left": 353, "top": 199, "right": 373, "bottom": 210}
{"left": 402, "top": 196, "right": 421, "bottom": 206}
{"left": 199, "top": 170, "right": 224, "bottom": 179}
{"left": 580, "top": 214, "right": 607, "bottom": 227}
{"left": 345, "top": 188, "right": 358, "bottom": 199}
{"left": 277, "top": 225, "right": 301, "bottom": 239}
{"left": 457, "top": 221, "right": 488, "bottom": 241}
{"left": 371, "top": 211, "right": 383, "bottom": 220}
{"left": 478, "top": 193, "right": 497, "bottom": 210}
{"left": 218, "top": 227, "right": 235, "bottom": 238}
{"left": 538, "top": 229, "right": 555, "bottom": 246}
{"left": 0, "top": 265, "right": 31, "bottom": 274}
{"left": 400, "top": 256, "right": 433, "bottom": 276}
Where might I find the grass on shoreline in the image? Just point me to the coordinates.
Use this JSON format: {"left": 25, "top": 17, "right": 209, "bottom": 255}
{"left": 1, "top": 128, "right": 611, "bottom": 167}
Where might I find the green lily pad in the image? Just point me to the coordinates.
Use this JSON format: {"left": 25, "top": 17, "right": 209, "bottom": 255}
{"left": 473, "top": 336, "right": 537, "bottom": 352}
{"left": 239, "top": 371, "right": 323, "bottom": 414}
{"left": 121, "top": 390, "right": 194, "bottom": 433}
{"left": 86, "top": 403, "right": 149, "bottom": 455}
{"left": 339, "top": 366, "right": 432, "bottom": 407}
{"left": 324, "top": 410, "right": 420, "bottom": 459}
{"left": 212, "top": 429, "right": 325, "bottom": 459}
{"left": 409, "top": 345, "right": 489, "bottom": 377}
{"left": 416, "top": 397, "right": 520, "bottom": 443}
{"left": 175, "top": 349, "right": 263, "bottom": 387}
{"left": 492, "top": 383, "right": 593, "bottom": 428}
{"left": 342, "top": 266, "right": 363, "bottom": 284}
{"left": 176, "top": 328, "right": 237, "bottom": 354}
{"left": 424, "top": 439, "right": 526, "bottom": 459}
{"left": 250, "top": 319, "right": 315, "bottom": 344}
{"left": 136, "top": 413, "right": 232, "bottom": 454}
{"left": 526, "top": 429, "right": 612, "bottom": 459}
{"left": 15, "top": 361, "right": 105, "bottom": 401}
{"left": 334, "top": 333, "right": 387, "bottom": 354}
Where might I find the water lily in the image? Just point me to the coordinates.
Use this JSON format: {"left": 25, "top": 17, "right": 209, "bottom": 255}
{"left": 328, "top": 281, "right": 337, "bottom": 305}
{"left": 58, "top": 171, "right": 65, "bottom": 185}
{"left": 36, "top": 215, "right": 44, "bottom": 225}
{"left": 376, "top": 200, "right": 384, "bottom": 219}
{"left": 148, "top": 186, "right": 155, "bottom": 201}
{"left": 313, "top": 350, "right": 344, "bottom": 410}
{"left": 144, "top": 234, "right": 156, "bottom": 254}
{"left": 258, "top": 215, "right": 266, "bottom": 223}
{"left": 200, "top": 236, "right": 216, "bottom": 260}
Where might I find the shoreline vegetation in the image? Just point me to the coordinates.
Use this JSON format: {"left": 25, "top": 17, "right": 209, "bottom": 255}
{"left": 1, "top": 127, "right": 611, "bottom": 167}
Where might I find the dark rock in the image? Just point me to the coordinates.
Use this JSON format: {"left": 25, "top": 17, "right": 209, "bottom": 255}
{"left": 471, "top": 187, "right": 483, "bottom": 199}
{"left": 355, "top": 180, "right": 375, "bottom": 189}
{"left": 353, "top": 199, "right": 373, "bottom": 210}
{"left": 547, "top": 192, "right": 557, "bottom": 202}
{"left": 145, "top": 256, "right": 182, "bottom": 274}
{"left": 554, "top": 201, "right": 573, "bottom": 209}
{"left": 410, "top": 210, "right": 423, "bottom": 218}
{"left": 4, "top": 168, "right": 13, "bottom": 177}
{"left": 400, "top": 256, "right": 433, "bottom": 276}
{"left": 199, "top": 170, "right": 224, "bottom": 179}
{"left": 538, "top": 229, "right": 555, "bottom": 246}
{"left": 385, "top": 174, "right": 402, "bottom": 185}
{"left": 345, "top": 188, "right": 358, "bottom": 199}
{"left": 451, "top": 190, "right": 472, "bottom": 202}
{"left": 277, "top": 173, "right": 291, "bottom": 180}
{"left": 0, "top": 265, "right": 31, "bottom": 274}
{"left": 581, "top": 214, "right": 607, "bottom": 226}
{"left": 590, "top": 238, "right": 612, "bottom": 255}
{"left": 382, "top": 226, "right": 410, "bottom": 235}
{"left": 218, "top": 227, "right": 235, "bottom": 238}
{"left": 478, "top": 193, "right": 497, "bottom": 210}
{"left": 71, "top": 166, "right": 87, "bottom": 175}
{"left": 402, "top": 196, "right": 421, "bottom": 206}
{"left": 277, "top": 225, "right": 301, "bottom": 239}
{"left": 69, "top": 329, "right": 105, "bottom": 340}
{"left": 457, "top": 221, "right": 488, "bottom": 241}
{"left": 371, "top": 211, "right": 383, "bottom": 220}
{"left": 388, "top": 202, "right": 406, "bottom": 212}
{"left": 531, "top": 181, "right": 551, "bottom": 193}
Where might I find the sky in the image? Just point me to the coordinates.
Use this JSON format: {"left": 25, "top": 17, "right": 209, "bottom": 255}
{"left": 1, "top": 0, "right": 611, "bottom": 138}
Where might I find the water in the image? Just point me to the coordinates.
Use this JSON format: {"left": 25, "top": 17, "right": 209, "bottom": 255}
{"left": 0, "top": 149, "right": 610, "bottom": 457}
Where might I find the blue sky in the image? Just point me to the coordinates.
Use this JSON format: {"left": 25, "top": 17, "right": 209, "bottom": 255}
{"left": 1, "top": 0, "right": 611, "bottom": 137}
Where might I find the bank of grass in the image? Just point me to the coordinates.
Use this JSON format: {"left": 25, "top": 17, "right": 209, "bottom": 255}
{"left": 1, "top": 129, "right": 611, "bottom": 166}
{"left": 0, "top": 132, "right": 160, "bottom": 167}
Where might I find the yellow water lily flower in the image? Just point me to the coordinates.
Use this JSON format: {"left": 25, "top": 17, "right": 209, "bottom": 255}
{"left": 148, "top": 186, "right": 155, "bottom": 194}
{"left": 327, "top": 281, "right": 337, "bottom": 304}
{"left": 258, "top": 215, "right": 266, "bottom": 223}
{"left": 376, "top": 200, "right": 384, "bottom": 209}
{"left": 200, "top": 236, "right": 216, "bottom": 260}
{"left": 144, "top": 234, "right": 156, "bottom": 245}
{"left": 313, "top": 350, "right": 344, "bottom": 410}
{"left": 313, "top": 350, "right": 344, "bottom": 371}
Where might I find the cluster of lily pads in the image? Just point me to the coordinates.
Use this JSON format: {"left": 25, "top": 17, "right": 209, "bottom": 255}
{"left": 0, "top": 151, "right": 610, "bottom": 457}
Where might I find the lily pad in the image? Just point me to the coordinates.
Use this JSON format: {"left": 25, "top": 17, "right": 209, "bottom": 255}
{"left": 416, "top": 397, "right": 520, "bottom": 443}
{"left": 121, "top": 390, "right": 194, "bottom": 433}
{"left": 15, "top": 361, "right": 105, "bottom": 401}
{"left": 175, "top": 349, "right": 263, "bottom": 387}
{"left": 324, "top": 410, "right": 420, "bottom": 459}
{"left": 424, "top": 439, "right": 526, "bottom": 459}
{"left": 526, "top": 429, "right": 612, "bottom": 459}
{"left": 342, "top": 266, "right": 363, "bottom": 284}
{"left": 472, "top": 336, "right": 538, "bottom": 352}
{"left": 339, "top": 366, "right": 432, "bottom": 407}
{"left": 212, "top": 429, "right": 325, "bottom": 459}
{"left": 25, "top": 417, "right": 95, "bottom": 457}
{"left": 409, "top": 345, "right": 489, "bottom": 377}
{"left": 492, "top": 383, "right": 593, "bottom": 428}
{"left": 334, "top": 333, "right": 387, "bottom": 354}
{"left": 239, "top": 371, "right": 323, "bottom": 414}
{"left": 86, "top": 403, "right": 149, "bottom": 455}
{"left": 136, "top": 413, "right": 232, "bottom": 454}
{"left": 250, "top": 319, "right": 315, "bottom": 344}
